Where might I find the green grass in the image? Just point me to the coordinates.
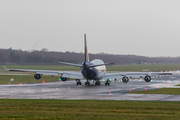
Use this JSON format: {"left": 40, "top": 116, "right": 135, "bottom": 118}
{"left": 0, "top": 75, "right": 60, "bottom": 84}
{"left": 1, "top": 64, "right": 180, "bottom": 72}
{"left": 0, "top": 99, "right": 180, "bottom": 119}
{"left": 127, "top": 88, "right": 180, "bottom": 95}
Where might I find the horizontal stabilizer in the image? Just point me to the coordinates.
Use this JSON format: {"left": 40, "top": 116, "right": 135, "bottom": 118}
{"left": 89, "top": 62, "right": 114, "bottom": 68}
{"left": 59, "top": 61, "right": 82, "bottom": 67}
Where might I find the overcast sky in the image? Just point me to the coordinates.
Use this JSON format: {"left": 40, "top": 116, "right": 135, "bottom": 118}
{"left": 0, "top": 0, "right": 180, "bottom": 57}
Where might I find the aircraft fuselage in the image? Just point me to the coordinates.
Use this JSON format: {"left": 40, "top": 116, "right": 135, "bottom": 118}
{"left": 81, "top": 60, "right": 105, "bottom": 80}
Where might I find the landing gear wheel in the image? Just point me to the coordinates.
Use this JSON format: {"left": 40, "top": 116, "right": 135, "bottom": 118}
{"left": 95, "top": 82, "right": 97, "bottom": 86}
{"left": 95, "top": 81, "right": 100, "bottom": 86}
{"left": 76, "top": 81, "right": 81, "bottom": 85}
{"left": 98, "top": 81, "right": 101, "bottom": 86}
{"left": 105, "top": 79, "right": 110, "bottom": 86}
{"left": 85, "top": 81, "right": 90, "bottom": 86}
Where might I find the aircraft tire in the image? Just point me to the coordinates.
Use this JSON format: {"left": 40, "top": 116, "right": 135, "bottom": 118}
{"left": 98, "top": 81, "right": 101, "bottom": 86}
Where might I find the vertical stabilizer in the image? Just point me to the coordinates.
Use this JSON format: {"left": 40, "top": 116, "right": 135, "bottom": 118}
{"left": 84, "top": 34, "right": 89, "bottom": 62}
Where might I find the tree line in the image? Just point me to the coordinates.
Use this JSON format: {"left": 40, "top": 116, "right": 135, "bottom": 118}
{"left": 0, "top": 48, "right": 180, "bottom": 65}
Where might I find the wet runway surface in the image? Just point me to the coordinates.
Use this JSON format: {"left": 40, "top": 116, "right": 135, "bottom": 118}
{"left": 1, "top": 74, "right": 180, "bottom": 101}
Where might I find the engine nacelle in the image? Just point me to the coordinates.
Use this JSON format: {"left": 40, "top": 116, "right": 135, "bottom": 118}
{"left": 34, "top": 74, "right": 42, "bottom": 80}
{"left": 60, "top": 77, "right": 69, "bottom": 81}
{"left": 144, "top": 75, "right": 151, "bottom": 82}
{"left": 122, "top": 76, "right": 129, "bottom": 83}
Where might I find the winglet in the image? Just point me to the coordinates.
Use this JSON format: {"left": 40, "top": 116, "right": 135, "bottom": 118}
{"left": 3, "top": 66, "right": 7, "bottom": 70}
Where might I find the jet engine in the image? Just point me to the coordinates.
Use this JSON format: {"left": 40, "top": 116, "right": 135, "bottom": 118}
{"left": 34, "top": 74, "right": 42, "bottom": 80}
{"left": 122, "top": 76, "right": 129, "bottom": 83}
{"left": 144, "top": 75, "right": 151, "bottom": 82}
{"left": 60, "top": 77, "right": 69, "bottom": 81}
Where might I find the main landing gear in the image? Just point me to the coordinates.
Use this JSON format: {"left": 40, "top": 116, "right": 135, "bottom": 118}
{"left": 95, "top": 80, "right": 101, "bottom": 86}
{"left": 105, "top": 79, "right": 110, "bottom": 86}
{"left": 85, "top": 80, "right": 90, "bottom": 86}
{"left": 76, "top": 79, "right": 81, "bottom": 85}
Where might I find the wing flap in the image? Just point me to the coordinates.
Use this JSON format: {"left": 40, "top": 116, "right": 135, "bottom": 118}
{"left": 36, "top": 72, "right": 58, "bottom": 76}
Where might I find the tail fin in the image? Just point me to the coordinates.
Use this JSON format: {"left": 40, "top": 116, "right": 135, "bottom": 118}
{"left": 84, "top": 34, "right": 89, "bottom": 62}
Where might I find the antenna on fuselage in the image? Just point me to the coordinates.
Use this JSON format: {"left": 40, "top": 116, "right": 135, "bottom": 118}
{"left": 84, "top": 34, "right": 89, "bottom": 62}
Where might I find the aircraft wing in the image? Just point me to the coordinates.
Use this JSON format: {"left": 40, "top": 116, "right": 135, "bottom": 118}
{"left": 102, "top": 72, "right": 173, "bottom": 80}
{"left": 3, "top": 66, "right": 83, "bottom": 80}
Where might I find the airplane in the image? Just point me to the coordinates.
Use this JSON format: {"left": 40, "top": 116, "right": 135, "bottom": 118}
{"left": 3, "top": 34, "right": 173, "bottom": 86}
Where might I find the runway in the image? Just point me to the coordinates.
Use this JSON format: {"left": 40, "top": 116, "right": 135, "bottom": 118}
{"left": 1, "top": 74, "right": 180, "bottom": 101}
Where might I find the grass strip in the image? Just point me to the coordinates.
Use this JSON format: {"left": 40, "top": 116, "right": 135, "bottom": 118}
{"left": 0, "top": 99, "right": 180, "bottom": 119}
{"left": 127, "top": 88, "right": 180, "bottom": 95}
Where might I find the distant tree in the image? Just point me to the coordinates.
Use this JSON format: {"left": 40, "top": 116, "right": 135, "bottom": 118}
{"left": 9, "top": 52, "right": 20, "bottom": 62}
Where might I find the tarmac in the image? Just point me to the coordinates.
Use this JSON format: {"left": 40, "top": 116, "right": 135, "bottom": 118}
{"left": 1, "top": 74, "right": 180, "bottom": 101}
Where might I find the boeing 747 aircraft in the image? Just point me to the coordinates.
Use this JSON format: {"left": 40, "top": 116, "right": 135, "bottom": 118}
{"left": 4, "top": 34, "right": 172, "bottom": 86}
